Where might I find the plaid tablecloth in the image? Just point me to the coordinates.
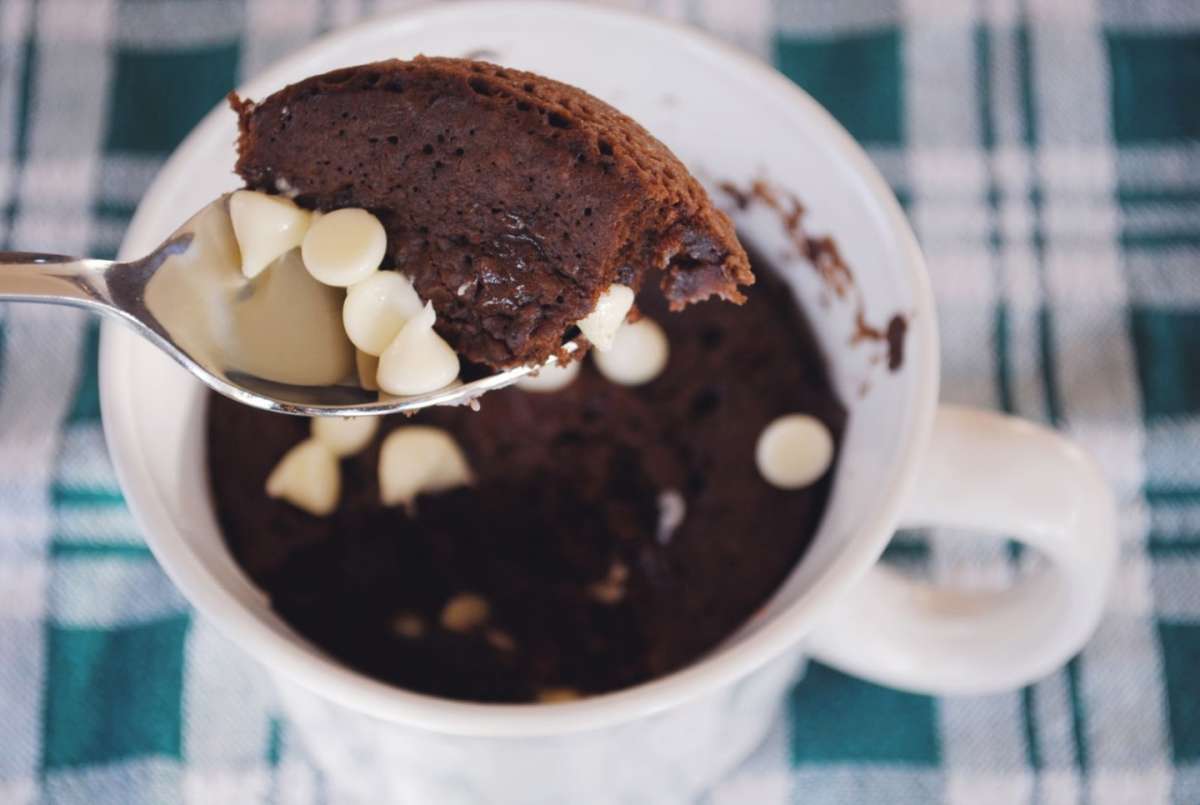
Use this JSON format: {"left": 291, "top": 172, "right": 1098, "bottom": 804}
{"left": 1, "top": 0, "right": 1197, "bottom": 802}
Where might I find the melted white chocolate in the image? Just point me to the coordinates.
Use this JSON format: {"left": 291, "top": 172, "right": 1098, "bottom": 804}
{"left": 226, "top": 250, "right": 355, "bottom": 386}
{"left": 144, "top": 202, "right": 354, "bottom": 388}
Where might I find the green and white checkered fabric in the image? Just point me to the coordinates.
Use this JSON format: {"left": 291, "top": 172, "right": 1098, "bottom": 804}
{"left": 1, "top": 0, "right": 1197, "bottom": 802}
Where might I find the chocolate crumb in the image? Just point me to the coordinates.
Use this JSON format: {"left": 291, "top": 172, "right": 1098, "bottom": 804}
{"left": 885, "top": 314, "right": 907, "bottom": 372}
{"left": 485, "top": 628, "right": 517, "bottom": 652}
{"left": 391, "top": 611, "right": 426, "bottom": 639}
{"left": 719, "top": 176, "right": 908, "bottom": 373}
{"left": 441, "top": 593, "right": 490, "bottom": 632}
{"left": 717, "top": 181, "right": 752, "bottom": 210}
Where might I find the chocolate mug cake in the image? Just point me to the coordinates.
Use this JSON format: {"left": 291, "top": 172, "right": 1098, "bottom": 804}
{"left": 205, "top": 58, "right": 845, "bottom": 702}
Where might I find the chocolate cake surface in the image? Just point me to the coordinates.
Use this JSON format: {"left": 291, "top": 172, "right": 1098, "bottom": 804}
{"left": 232, "top": 56, "right": 753, "bottom": 368}
{"left": 208, "top": 249, "right": 844, "bottom": 702}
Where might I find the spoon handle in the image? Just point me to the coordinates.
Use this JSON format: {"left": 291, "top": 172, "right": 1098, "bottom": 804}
{"left": 0, "top": 252, "right": 115, "bottom": 310}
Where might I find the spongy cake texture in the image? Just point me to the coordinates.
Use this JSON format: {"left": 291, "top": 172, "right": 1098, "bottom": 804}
{"left": 232, "top": 56, "right": 753, "bottom": 368}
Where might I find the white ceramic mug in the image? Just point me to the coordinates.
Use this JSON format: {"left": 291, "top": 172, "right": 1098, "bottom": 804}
{"left": 99, "top": 4, "right": 1118, "bottom": 803}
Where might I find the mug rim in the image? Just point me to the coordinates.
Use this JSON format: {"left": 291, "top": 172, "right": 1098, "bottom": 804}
{"left": 99, "top": 0, "right": 940, "bottom": 736}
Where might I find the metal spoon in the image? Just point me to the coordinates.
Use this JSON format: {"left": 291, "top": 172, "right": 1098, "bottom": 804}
{"left": 0, "top": 196, "right": 575, "bottom": 416}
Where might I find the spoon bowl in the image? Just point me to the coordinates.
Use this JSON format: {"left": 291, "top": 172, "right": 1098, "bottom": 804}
{"left": 0, "top": 196, "right": 572, "bottom": 416}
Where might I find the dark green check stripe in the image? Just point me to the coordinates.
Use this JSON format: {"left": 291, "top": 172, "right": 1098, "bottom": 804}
{"left": 1146, "top": 538, "right": 1200, "bottom": 556}
{"left": 41, "top": 615, "right": 190, "bottom": 770}
{"left": 1021, "top": 687, "right": 1043, "bottom": 772}
{"left": 1147, "top": 487, "right": 1200, "bottom": 505}
{"left": 105, "top": 43, "right": 240, "bottom": 156}
{"left": 267, "top": 717, "right": 284, "bottom": 767}
{"left": 52, "top": 486, "right": 125, "bottom": 507}
{"left": 1107, "top": 31, "right": 1200, "bottom": 143}
{"left": 49, "top": 541, "right": 151, "bottom": 560}
{"left": 93, "top": 200, "right": 139, "bottom": 221}
{"left": 975, "top": 23, "right": 1016, "bottom": 418}
{"left": 1121, "top": 232, "right": 1200, "bottom": 250}
{"left": 1015, "top": 20, "right": 1065, "bottom": 432}
{"left": 790, "top": 663, "right": 941, "bottom": 766}
{"left": 1065, "top": 658, "right": 1092, "bottom": 776}
{"left": 1159, "top": 622, "right": 1200, "bottom": 764}
{"left": 773, "top": 30, "right": 904, "bottom": 145}
{"left": 1130, "top": 311, "right": 1200, "bottom": 419}
{"left": 880, "top": 542, "right": 931, "bottom": 563}
{"left": 1119, "top": 189, "right": 1200, "bottom": 205}
{"left": 2, "top": 3, "right": 37, "bottom": 249}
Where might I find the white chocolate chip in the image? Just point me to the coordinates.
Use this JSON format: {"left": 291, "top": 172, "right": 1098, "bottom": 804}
{"left": 485, "top": 628, "right": 517, "bottom": 652}
{"left": 376, "top": 302, "right": 460, "bottom": 395}
{"left": 755, "top": 414, "right": 834, "bottom": 489}
{"left": 265, "top": 438, "right": 340, "bottom": 516}
{"left": 587, "top": 560, "right": 629, "bottom": 605}
{"left": 577, "top": 284, "right": 634, "bottom": 352}
{"left": 593, "top": 317, "right": 669, "bottom": 386}
{"left": 378, "top": 426, "right": 473, "bottom": 510}
{"left": 300, "top": 207, "right": 387, "bottom": 287}
{"left": 311, "top": 416, "right": 378, "bottom": 457}
{"left": 391, "top": 611, "right": 426, "bottom": 639}
{"left": 656, "top": 489, "right": 686, "bottom": 545}
{"left": 515, "top": 359, "right": 581, "bottom": 393}
{"left": 356, "top": 349, "right": 380, "bottom": 391}
{"left": 588, "top": 580, "right": 625, "bottom": 605}
{"left": 343, "top": 271, "right": 424, "bottom": 356}
{"left": 537, "top": 688, "right": 581, "bottom": 703}
{"left": 440, "top": 593, "right": 490, "bottom": 632}
{"left": 229, "top": 190, "right": 312, "bottom": 279}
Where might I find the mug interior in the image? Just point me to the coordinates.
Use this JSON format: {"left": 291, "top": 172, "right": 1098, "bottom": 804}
{"left": 100, "top": 1, "right": 937, "bottom": 734}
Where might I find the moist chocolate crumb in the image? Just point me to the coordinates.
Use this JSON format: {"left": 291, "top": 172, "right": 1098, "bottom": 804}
{"left": 208, "top": 246, "right": 844, "bottom": 702}
{"left": 885, "top": 313, "right": 907, "bottom": 372}
{"left": 231, "top": 57, "right": 754, "bottom": 369}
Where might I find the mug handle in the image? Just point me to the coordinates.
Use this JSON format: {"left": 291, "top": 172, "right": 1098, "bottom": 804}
{"left": 805, "top": 405, "right": 1118, "bottom": 696}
